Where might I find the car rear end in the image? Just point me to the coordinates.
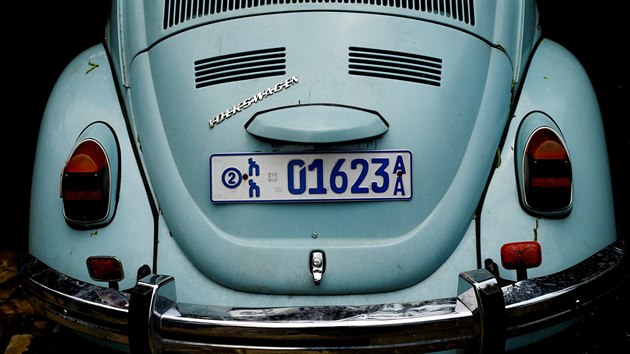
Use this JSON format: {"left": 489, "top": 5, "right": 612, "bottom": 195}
{"left": 21, "top": 1, "right": 625, "bottom": 353}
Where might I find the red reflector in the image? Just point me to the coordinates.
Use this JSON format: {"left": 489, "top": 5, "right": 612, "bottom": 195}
{"left": 86, "top": 256, "right": 124, "bottom": 282}
{"left": 531, "top": 177, "right": 572, "bottom": 188}
{"left": 62, "top": 190, "right": 103, "bottom": 201}
{"left": 501, "top": 241, "right": 542, "bottom": 270}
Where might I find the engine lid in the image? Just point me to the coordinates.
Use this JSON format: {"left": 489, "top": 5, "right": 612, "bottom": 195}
{"left": 129, "top": 12, "right": 513, "bottom": 294}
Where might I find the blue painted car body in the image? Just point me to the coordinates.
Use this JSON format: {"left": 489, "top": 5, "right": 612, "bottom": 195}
{"left": 21, "top": 0, "right": 626, "bottom": 353}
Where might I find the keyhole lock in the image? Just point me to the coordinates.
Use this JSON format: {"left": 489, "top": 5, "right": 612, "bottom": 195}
{"left": 310, "top": 250, "right": 325, "bottom": 286}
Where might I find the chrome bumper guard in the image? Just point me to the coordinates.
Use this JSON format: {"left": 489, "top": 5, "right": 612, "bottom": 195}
{"left": 19, "top": 240, "right": 627, "bottom": 354}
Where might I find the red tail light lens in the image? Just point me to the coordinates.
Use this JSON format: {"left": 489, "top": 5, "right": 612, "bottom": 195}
{"left": 523, "top": 128, "right": 572, "bottom": 212}
{"left": 61, "top": 139, "right": 111, "bottom": 224}
{"left": 500, "top": 241, "right": 542, "bottom": 270}
{"left": 86, "top": 256, "right": 124, "bottom": 282}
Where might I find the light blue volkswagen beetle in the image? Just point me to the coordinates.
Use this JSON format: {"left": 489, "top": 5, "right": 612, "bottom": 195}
{"left": 21, "top": 0, "right": 626, "bottom": 352}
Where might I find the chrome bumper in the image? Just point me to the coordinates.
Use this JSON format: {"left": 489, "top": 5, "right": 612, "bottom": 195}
{"left": 19, "top": 240, "right": 627, "bottom": 354}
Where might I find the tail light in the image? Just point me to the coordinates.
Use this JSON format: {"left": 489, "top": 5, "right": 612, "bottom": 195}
{"left": 61, "top": 123, "right": 119, "bottom": 228}
{"left": 62, "top": 139, "right": 110, "bottom": 222}
{"left": 523, "top": 127, "right": 572, "bottom": 212}
{"left": 515, "top": 113, "right": 572, "bottom": 217}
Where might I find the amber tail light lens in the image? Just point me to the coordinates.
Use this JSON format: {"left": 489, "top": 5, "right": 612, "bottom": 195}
{"left": 61, "top": 139, "right": 111, "bottom": 224}
{"left": 523, "top": 128, "right": 572, "bottom": 212}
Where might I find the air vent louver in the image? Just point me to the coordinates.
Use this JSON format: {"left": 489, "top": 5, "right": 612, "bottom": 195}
{"left": 164, "top": 0, "right": 475, "bottom": 29}
{"left": 195, "top": 48, "right": 286, "bottom": 89}
{"left": 348, "top": 47, "right": 442, "bottom": 87}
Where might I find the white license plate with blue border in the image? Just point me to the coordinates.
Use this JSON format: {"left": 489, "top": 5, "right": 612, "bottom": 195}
{"left": 210, "top": 150, "right": 412, "bottom": 203}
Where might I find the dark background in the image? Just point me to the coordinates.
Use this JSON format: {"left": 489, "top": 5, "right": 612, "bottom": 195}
{"left": 2, "top": 1, "right": 628, "bottom": 352}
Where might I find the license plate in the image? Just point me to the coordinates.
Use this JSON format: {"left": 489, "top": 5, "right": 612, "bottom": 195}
{"left": 210, "top": 151, "right": 412, "bottom": 203}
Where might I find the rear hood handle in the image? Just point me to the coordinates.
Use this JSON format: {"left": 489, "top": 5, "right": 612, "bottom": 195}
{"left": 245, "top": 104, "right": 388, "bottom": 143}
